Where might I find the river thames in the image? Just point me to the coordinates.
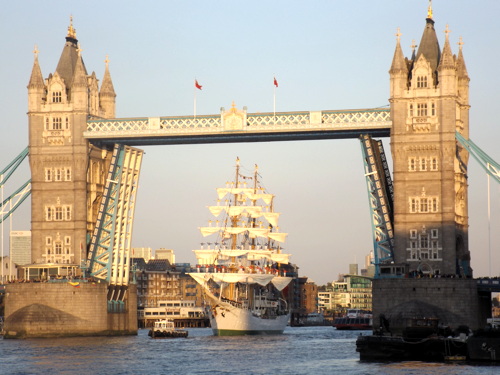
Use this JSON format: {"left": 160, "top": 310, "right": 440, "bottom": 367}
{"left": 0, "top": 327, "right": 498, "bottom": 374}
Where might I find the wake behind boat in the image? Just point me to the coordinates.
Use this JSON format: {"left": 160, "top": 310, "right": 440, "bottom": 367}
{"left": 188, "top": 158, "right": 293, "bottom": 336}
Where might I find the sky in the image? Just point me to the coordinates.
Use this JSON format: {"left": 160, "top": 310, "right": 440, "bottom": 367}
{"left": 1, "top": 1, "right": 500, "bottom": 285}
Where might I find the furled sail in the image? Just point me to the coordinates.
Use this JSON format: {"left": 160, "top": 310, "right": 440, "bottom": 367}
{"left": 216, "top": 188, "right": 274, "bottom": 204}
{"left": 207, "top": 205, "right": 281, "bottom": 223}
{"left": 193, "top": 249, "right": 291, "bottom": 265}
{"left": 189, "top": 272, "right": 292, "bottom": 289}
{"left": 199, "top": 226, "right": 287, "bottom": 242}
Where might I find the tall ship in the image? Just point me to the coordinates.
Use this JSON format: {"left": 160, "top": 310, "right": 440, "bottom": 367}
{"left": 189, "top": 158, "right": 293, "bottom": 335}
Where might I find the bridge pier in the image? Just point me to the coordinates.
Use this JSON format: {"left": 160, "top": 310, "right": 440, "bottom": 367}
{"left": 372, "top": 278, "right": 491, "bottom": 335}
{"left": 3, "top": 282, "right": 137, "bottom": 338}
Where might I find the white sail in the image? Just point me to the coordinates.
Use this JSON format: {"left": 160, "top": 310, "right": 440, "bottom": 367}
{"left": 199, "top": 227, "right": 220, "bottom": 237}
{"left": 262, "top": 212, "right": 280, "bottom": 227}
{"left": 268, "top": 232, "right": 288, "bottom": 243}
{"left": 272, "top": 276, "right": 294, "bottom": 291}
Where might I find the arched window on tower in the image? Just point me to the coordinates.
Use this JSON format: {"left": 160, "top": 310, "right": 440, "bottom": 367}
{"left": 420, "top": 158, "right": 427, "bottom": 171}
{"left": 52, "top": 117, "right": 62, "bottom": 130}
{"left": 55, "top": 207, "right": 63, "bottom": 221}
{"left": 430, "top": 157, "right": 439, "bottom": 171}
{"left": 408, "top": 157, "right": 417, "bottom": 171}
{"left": 417, "top": 76, "right": 428, "bottom": 88}
{"left": 52, "top": 91, "right": 62, "bottom": 103}
{"left": 55, "top": 242, "right": 62, "bottom": 255}
{"left": 417, "top": 103, "right": 428, "bottom": 117}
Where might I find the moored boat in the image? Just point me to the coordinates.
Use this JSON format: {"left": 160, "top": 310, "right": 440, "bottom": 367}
{"left": 356, "top": 317, "right": 470, "bottom": 361}
{"left": 148, "top": 319, "right": 188, "bottom": 338}
{"left": 188, "top": 158, "right": 293, "bottom": 336}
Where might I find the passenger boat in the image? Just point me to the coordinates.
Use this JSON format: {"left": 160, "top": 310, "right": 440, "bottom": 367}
{"left": 148, "top": 319, "right": 188, "bottom": 338}
{"left": 188, "top": 158, "right": 293, "bottom": 336}
{"left": 333, "top": 317, "right": 372, "bottom": 330}
{"left": 333, "top": 310, "right": 373, "bottom": 330}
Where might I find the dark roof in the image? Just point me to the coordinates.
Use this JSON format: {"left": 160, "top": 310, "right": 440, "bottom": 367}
{"left": 131, "top": 258, "right": 147, "bottom": 270}
{"left": 145, "top": 259, "right": 171, "bottom": 271}
{"left": 415, "top": 18, "right": 441, "bottom": 73}
{"left": 55, "top": 35, "right": 88, "bottom": 89}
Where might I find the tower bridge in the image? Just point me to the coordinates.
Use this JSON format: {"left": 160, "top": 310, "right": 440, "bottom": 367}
{"left": 2, "top": 3, "right": 497, "bottom": 337}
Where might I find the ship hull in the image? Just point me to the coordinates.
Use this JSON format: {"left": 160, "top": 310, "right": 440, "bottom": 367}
{"left": 209, "top": 305, "right": 289, "bottom": 336}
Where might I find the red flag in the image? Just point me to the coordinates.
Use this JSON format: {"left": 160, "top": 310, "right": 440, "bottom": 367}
{"left": 273, "top": 77, "right": 278, "bottom": 88}
{"left": 195, "top": 79, "right": 202, "bottom": 90}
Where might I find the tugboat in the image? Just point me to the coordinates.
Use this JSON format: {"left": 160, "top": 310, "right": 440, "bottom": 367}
{"left": 148, "top": 319, "right": 188, "bottom": 338}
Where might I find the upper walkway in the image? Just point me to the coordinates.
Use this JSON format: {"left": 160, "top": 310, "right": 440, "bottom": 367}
{"left": 476, "top": 278, "right": 500, "bottom": 293}
{"left": 84, "top": 107, "right": 391, "bottom": 146}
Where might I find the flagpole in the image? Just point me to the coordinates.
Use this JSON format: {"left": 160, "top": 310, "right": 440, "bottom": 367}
{"left": 273, "top": 85, "right": 276, "bottom": 120}
{"left": 194, "top": 83, "right": 197, "bottom": 119}
{"left": 273, "top": 76, "right": 277, "bottom": 123}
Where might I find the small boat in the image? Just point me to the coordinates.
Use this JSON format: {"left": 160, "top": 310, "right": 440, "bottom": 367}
{"left": 333, "top": 317, "right": 372, "bottom": 330}
{"left": 148, "top": 319, "right": 188, "bottom": 338}
{"left": 333, "top": 310, "right": 373, "bottom": 330}
{"left": 188, "top": 158, "right": 293, "bottom": 336}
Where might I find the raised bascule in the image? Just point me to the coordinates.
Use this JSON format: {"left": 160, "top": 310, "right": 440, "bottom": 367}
{"left": 1, "top": 4, "right": 498, "bottom": 337}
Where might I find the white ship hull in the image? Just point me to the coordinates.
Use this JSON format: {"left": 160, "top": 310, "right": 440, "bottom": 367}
{"left": 209, "top": 304, "right": 289, "bottom": 336}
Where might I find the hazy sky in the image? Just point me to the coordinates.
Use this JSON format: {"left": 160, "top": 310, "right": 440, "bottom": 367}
{"left": 1, "top": 1, "right": 500, "bottom": 285}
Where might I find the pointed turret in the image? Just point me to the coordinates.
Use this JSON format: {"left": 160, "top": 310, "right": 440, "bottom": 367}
{"left": 99, "top": 55, "right": 116, "bottom": 118}
{"left": 27, "top": 45, "right": 46, "bottom": 112}
{"left": 71, "top": 44, "right": 89, "bottom": 111}
{"left": 28, "top": 45, "right": 45, "bottom": 89}
{"left": 456, "top": 37, "right": 470, "bottom": 128}
{"left": 456, "top": 37, "right": 469, "bottom": 79}
{"left": 437, "top": 25, "right": 455, "bottom": 71}
{"left": 437, "top": 25, "right": 457, "bottom": 96}
{"left": 389, "top": 28, "right": 409, "bottom": 98}
{"left": 390, "top": 29, "right": 408, "bottom": 74}
{"left": 72, "top": 45, "right": 88, "bottom": 88}
{"left": 100, "top": 56, "right": 116, "bottom": 96}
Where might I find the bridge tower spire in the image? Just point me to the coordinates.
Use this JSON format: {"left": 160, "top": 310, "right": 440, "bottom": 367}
{"left": 99, "top": 55, "right": 116, "bottom": 118}
{"left": 27, "top": 18, "right": 116, "bottom": 275}
{"left": 389, "top": 9, "right": 471, "bottom": 277}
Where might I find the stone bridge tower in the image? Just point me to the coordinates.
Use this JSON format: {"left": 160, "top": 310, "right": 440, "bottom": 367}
{"left": 27, "top": 20, "right": 115, "bottom": 274}
{"left": 389, "top": 6, "right": 471, "bottom": 277}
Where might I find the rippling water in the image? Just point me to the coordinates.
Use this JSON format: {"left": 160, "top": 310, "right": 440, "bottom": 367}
{"left": 1, "top": 327, "right": 498, "bottom": 374}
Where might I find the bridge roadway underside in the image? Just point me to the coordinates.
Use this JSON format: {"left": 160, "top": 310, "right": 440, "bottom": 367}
{"left": 86, "top": 128, "right": 391, "bottom": 147}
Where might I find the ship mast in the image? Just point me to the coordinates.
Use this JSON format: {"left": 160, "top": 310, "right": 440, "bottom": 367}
{"left": 250, "top": 164, "right": 259, "bottom": 249}
{"left": 231, "top": 157, "right": 241, "bottom": 251}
